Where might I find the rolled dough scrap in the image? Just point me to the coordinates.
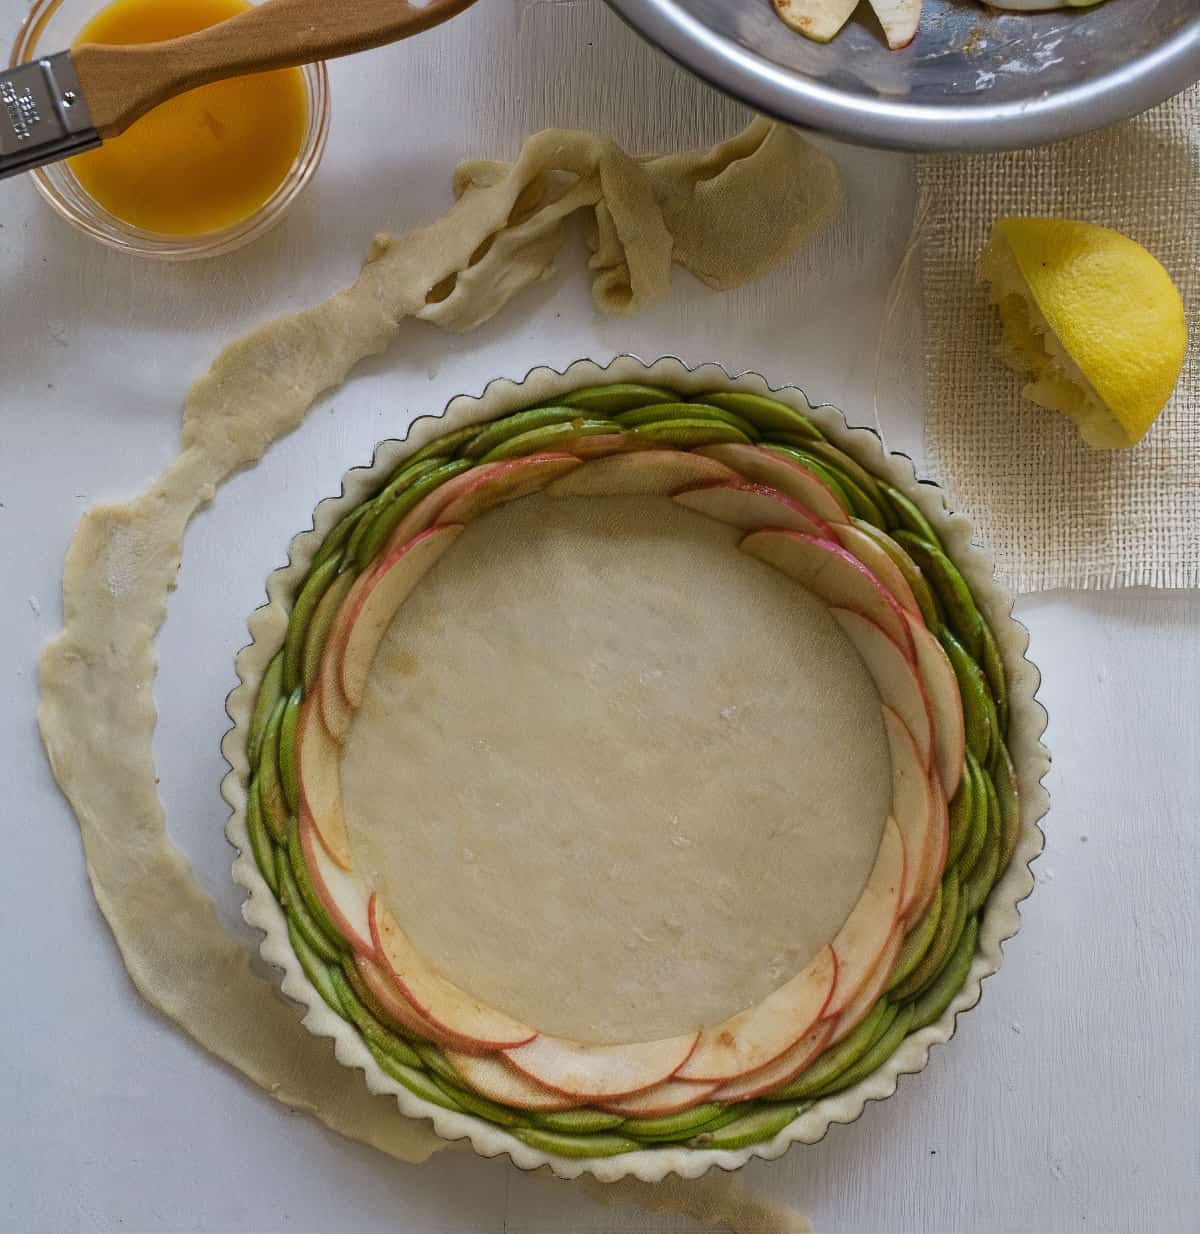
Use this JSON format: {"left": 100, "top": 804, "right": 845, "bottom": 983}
{"left": 344, "top": 495, "right": 889, "bottom": 1042}
{"left": 37, "top": 118, "right": 840, "bottom": 1166}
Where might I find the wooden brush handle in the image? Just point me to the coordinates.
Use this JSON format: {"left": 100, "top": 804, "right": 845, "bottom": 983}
{"left": 71, "top": 0, "right": 480, "bottom": 137}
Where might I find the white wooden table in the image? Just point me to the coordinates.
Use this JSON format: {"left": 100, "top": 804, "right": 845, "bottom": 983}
{"left": 1, "top": 3, "right": 1196, "bottom": 1231}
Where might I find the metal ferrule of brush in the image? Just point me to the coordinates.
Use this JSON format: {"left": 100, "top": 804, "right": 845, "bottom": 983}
{"left": 0, "top": 52, "right": 99, "bottom": 181}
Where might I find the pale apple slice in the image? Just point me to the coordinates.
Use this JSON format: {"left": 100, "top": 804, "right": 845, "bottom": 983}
{"left": 544, "top": 449, "right": 738, "bottom": 498}
{"left": 436, "top": 452, "right": 583, "bottom": 522}
{"left": 598, "top": 1077, "right": 721, "bottom": 1118}
{"left": 370, "top": 898, "right": 536, "bottom": 1050}
{"left": 296, "top": 690, "right": 351, "bottom": 868}
{"left": 742, "top": 529, "right": 915, "bottom": 661}
{"left": 905, "top": 612, "right": 966, "bottom": 798}
{"left": 354, "top": 953, "right": 447, "bottom": 1039}
{"left": 442, "top": 1049, "right": 577, "bottom": 1112}
{"left": 696, "top": 444, "right": 849, "bottom": 524}
{"left": 911, "top": 770, "right": 950, "bottom": 924}
{"left": 503, "top": 1030, "right": 701, "bottom": 1101}
{"left": 709, "top": 1019, "right": 835, "bottom": 1103}
{"left": 298, "top": 813, "right": 374, "bottom": 954}
{"left": 316, "top": 616, "right": 356, "bottom": 741}
{"left": 826, "top": 816, "right": 906, "bottom": 1018}
{"left": 831, "top": 607, "right": 934, "bottom": 769}
{"left": 881, "top": 704, "right": 934, "bottom": 920}
{"left": 675, "top": 944, "right": 837, "bottom": 1082}
{"left": 833, "top": 521, "right": 922, "bottom": 620}
{"left": 773, "top": 0, "right": 859, "bottom": 43}
{"left": 868, "top": 0, "right": 921, "bottom": 50}
{"left": 672, "top": 481, "right": 833, "bottom": 538}
{"left": 826, "top": 926, "right": 903, "bottom": 1046}
{"left": 339, "top": 524, "right": 464, "bottom": 708}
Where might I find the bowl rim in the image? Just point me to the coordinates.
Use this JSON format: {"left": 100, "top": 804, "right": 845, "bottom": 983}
{"left": 221, "top": 355, "right": 1051, "bottom": 1181}
{"left": 601, "top": 0, "right": 1200, "bottom": 153}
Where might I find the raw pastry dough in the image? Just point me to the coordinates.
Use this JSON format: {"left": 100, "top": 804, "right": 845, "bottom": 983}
{"left": 37, "top": 119, "right": 839, "bottom": 1163}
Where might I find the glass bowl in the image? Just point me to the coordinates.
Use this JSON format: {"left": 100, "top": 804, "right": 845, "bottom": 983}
{"left": 9, "top": 0, "right": 330, "bottom": 259}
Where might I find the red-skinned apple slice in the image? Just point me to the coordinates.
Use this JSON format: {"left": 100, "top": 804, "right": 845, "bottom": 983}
{"left": 370, "top": 898, "right": 536, "bottom": 1051}
{"left": 694, "top": 443, "right": 849, "bottom": 524}
{"left": 503, "top": 1030, "right": 701, "bottom": 1101}
{"left": 442, "top": 1050, "right": 577, "bottom": 1112}
{"left": 598, "top": 1077, "right": 721, "bottom": 1118}
{"left": 868, "top": 0, "right": 921, "bottom": 50}
{"left": 910, "top": 770, "right": 950, "bottom": 925}
{"left": 905, "top": 612, "right": 966, "bottom": 798}
{"left": 833, "top": 521, "right": 922, "bottom": 620}
{"left": 339, "top": 524, "right": 464, "bottom": 708}
{"left": 383, "top": 453, "right": 577, "bottom": 554}
{"left": 826, "top": 817, "right": 906, "bottom": 1019}
{"left": 831, "top": 607, "right": 934, "bottom": 769}
{"left": 316, "top": 621, "right": 355, "bottom": 741}
{"left": 826, "top": 926, "right": 903, "bottom": 1046}
{"left": 709, "top": 1019, "right": 835, "bottom": 1103}
{"left": 741, "top": 529, "right": 915, "bottom": 661}
{"left": 354, "top": 954, "right": 448, "bottom": 1040}
{"left": 296, "top": 689, "right": 351, "bottom": 868}
{"left": 672, "top": 481, "right": 834, "bottom": 538}
{"left": 298, "top": 812, "right": 374, "bottom": 954}
{"left": 675, "top": 944, "right": 837, "bottom": 1082}
{"left": 436, "top": 453, "right": 583, "bottom": 522}
{"left": 544, "top": 449, "right": 738, "bottom": 497}
{"left": 881, "top": 705, "right": 934, "bottom": 920}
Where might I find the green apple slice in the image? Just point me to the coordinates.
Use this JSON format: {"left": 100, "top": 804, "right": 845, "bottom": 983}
{"left": 742, "top": 529, "right": 916, "bottom": 659}
{"left": 295, "top": 690, "right": 351, "bottom": 867}
{"left": 808, "top": 1003, "right": 916, "bottom": 1099}
{"left": 697, "top": 443, "right": 850, "bottom": 522}
{"left": 773, "top": 0, "right": 859, "bottom": 42}
{"left": 673, "top": 480, "right": 834, "bottom": 536}
{"left": 939, "top": 626, "right": 995, "bottom": 764}
{"left": 503, "top": 1030, "right": 701, "bottom": 1102}
{"left": 956, "top": 753, "right": 990, "bottom": 875}
{"left": 990, "top": 741, "right": 1021, "bottom": 870}
{"left": 371, "top": 898, "right": 537, "bottom": 1050}
{"left": 851, "top": 520, "right": 942, "bottom": 627}
{"left": 910, "top": 916, "right": 979, "bottom": 1032}
{"left": 895, "top": 532, "right": 983, "bottom": 658}
{"left": 297, "top": 813, "right": 372, "bottom": 954}
{"left": 246, "top": 651, "right": 284, "bottom": 769}
{"left": 286, "top": 916, "right": 344, "bottom": 1016}
{"left": 560, "top": 383, "right": 676, "bottom": 415}
{"left": 879, "top": 481, "right": 943, "bottom": 549}
{"left": 620, "top": 1102, "right": 731, "bottom": 1141}
{"left": 275, "top": 846, "right": 341, "bottom": 963}
{"left": 301, "top": 571, "right": 354, "bottom": 690}
{"left": 351, "top": 459, "right": 472, "bottom": 570}
{"left": 513, "top": 1128, "right": 642, "bottom": 1158}
{"left": 630, "top": 418, "right": 753, "bottom": 448}
{"left": 431, "top": 1076, "right": 527, "bottom": 1127}
{"left": 598, "top": 1077, "right": 720, "bottom": 1118}
{"left": 614, "top": 401, "right": 760, "bottom": 439}
{"left": 329, "top": 968, "right": 423, "bottom": 1069}
{"left": 687, "top": 1103, "right": 799, "bottom": 1150}
{"left": 339, "top": 524, "right": 466, "bottom": 709}
{"left": 767, "top": 1000, "right": 897, "bottom": 1099}
{"left": 282, "top": 554, "right": 341, "bottom": 694}
{"left": 887, "top": 879, "right": 943, "bottom": 990}
{"left": 437, "top": 454, "right": 583, "bottom": 522}
{"left": 693, "top": 392, "right": 821, "bottom": 439}
{"left": 442, "top": 1048, "right": 577, "bottom": 1112}
{"left": 477, "top": 421, "right": 619, "bottom": 463}
{"left": 888, "top": 869, "right": 961, "bottom": 1002}
{"left": 278, "top": 687, "right": 301, "bottom": 814}
{"left": 544, "top": 448, "right": 738, "bottom": 497}
{"left": 243, "top": 776, "right": 278, "bottom": 895}
{"left": 709, "top": 1019, "right": 835, "bottom": 1102}
{"left": 365, "top": 1040, "right": 463, "bottom": 1111}
{"left": 528, "top": 1108, "right": 626, "bottom": 1134}
{"left": 255, "top": 698, "right": 288, "bottom": 843}
{"left": 675, "top": 944, "right": 836, "bottom": 1082}
{"left": 464, "top": 408, "right": 587, "bottom": 459}
{"left": 905, "top": 612, "right": 967, "bottom": 798}
{"left": 831, "top": 607, "right": 934, "bottom": 768}
{"left": 825, "top": 817, "right": 907, "bottom": 1017}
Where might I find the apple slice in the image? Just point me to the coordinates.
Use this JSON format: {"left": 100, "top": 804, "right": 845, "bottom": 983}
{"left": 370, "top": 898, "right": 536, "bottom": 1051}
{"left": 676, "top": 944, "right": 837, "bottom": 1082}
{"left": 826, "top": 817, "right": 906, "bottom": 1019}
{"left": 296, "top": 689, "right": 351, "bottom": 868}
{"left": 672, "top": 481, "right": 834, "bottom": 538}
{"left": 442, "top": 1050, "right": 577, "bottom": 1112}
{"left": 567, "top": 433, "right": 627, "bottom": 459}
{"left": 437, "top": 453, "right": 583, "bottom": 522}
{"left": 827, "top": 926, "right": 903, "bottom": 1046}
{"left": 695, "top": 443, "right": 849, "bottom": 524}
{"left": 905, "top": 612, "right": 966, "bottom": 798}
{"left": 709, "top": 1019, "right": 835, "bottom": 1103}
{"left": 339, "top": 524, "right": 464, "bottom": 708}
{"left": 833, "top": 522, "right": 922, "bottom": 620}
{"left": 355, "top": 954, "right": 447, "bottom": 1039}
{"left": 383, "top": 453, "right": 577, "bottom": 553}
{"left": 911, "top": 770, "right": 950, "bottom": 924}
{"left": 881, "top": 705, "right": 934, "bottom": 920}
{"left": 831, "top": 607, "right": 934, "bottom": 769}
{"left": 298, "top": 813, "right": 374, "bottom": 954}
{"left": 773, "top": 0, "right": 859, "bottom": 43}
{"left": 544, "top": 449, "right": 738, "bottom": 497}
{"left": 868, "top": 0, "right": 921, "bottom": 50}
{"left": 503, "top": 1030, "right": 700, "bottom": 1101}
{"left": 742, "top": 529, "right": 915, "bottom": 661}
{"left": 598, "top": 1077, "right": 720, "bottom": 1118}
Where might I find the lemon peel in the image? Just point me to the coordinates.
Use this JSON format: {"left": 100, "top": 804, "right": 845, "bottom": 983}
{"left": 979, "top": 217, "right": 1187, "bottom": 448}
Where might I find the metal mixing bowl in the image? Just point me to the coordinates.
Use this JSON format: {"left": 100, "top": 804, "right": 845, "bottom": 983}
{"left": 604, "top": 0, "right": 1200, "bottom": 151}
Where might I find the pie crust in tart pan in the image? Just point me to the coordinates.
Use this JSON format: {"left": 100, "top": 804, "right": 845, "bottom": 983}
{"left": 222, "top": 355, "right": 1050, "bottom": 1181}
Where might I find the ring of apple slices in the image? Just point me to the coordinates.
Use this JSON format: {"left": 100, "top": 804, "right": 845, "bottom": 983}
{"left": 238, "top": 380, "right": 1024, "bottom": 1158}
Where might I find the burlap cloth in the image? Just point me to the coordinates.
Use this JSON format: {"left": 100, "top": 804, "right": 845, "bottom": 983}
{"left": 917, "top": 85, "right": 1198, "bottom": 593}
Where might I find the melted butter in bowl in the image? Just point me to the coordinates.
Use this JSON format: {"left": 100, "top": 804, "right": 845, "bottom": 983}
{"left": 69, "top": 0, "right": 309, "bottom": 236}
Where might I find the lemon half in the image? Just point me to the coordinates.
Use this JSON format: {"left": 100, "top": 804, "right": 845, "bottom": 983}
{"left": 979, "top": 218, "right": 1187, "bottom": 448}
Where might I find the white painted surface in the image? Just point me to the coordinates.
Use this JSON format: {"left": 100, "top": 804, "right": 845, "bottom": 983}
{"left": 0, "top": 2, "right": 1196, "bottom": 1232}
